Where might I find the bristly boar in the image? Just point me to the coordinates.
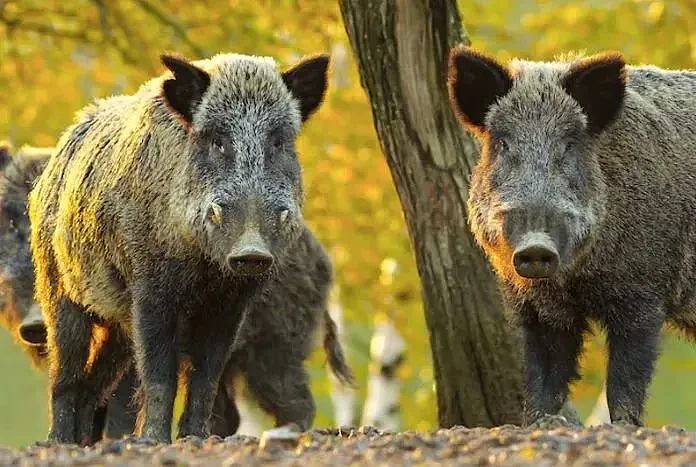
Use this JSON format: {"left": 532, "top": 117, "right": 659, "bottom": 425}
{"left": 0, "top": 142, "right": 51, "bottom": 367}
{"left": 29, "top": 51, "right": 333, "bottom": 444}
{"left": 8, "top": 148, "right": 351, "bottom": 443}
{"left": 447, "top": 46, "right": 696, "bottom": 426}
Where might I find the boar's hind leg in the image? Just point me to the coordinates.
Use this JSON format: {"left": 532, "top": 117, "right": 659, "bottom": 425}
{"left": 210, "top": 381, "right": 241, "bottom": 437}
{"left": 605, "top": 308, "right": 663, "bottom": 426}
{"left": 245, "top": 357, "right": 315, "bottom": 431}
{"left": 104, "top": 365, "right": 140, "bottom": 439}
{"left": 521, "top": 310, "right": 586, "bottom": 425}
{"left": 210, "top": 363, "right": 241, "bottom": 437}
{"left": 91, "top": 406, "right": 108, "bottom": 443}
{"left": 47, "top": 298, "right": 94, "bottom": 444}
{"left": 74, "top": 325, "right": 133, "bottom": 445}
{"left": 176, "top": 311, "right": 246, "bottom": 440}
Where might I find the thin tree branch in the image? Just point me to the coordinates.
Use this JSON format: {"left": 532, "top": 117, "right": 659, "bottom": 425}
{"left": 89, "top": 0, "right": 139, "bottom": 66}
{"left": 0, "top": 18, "right": 93, "bottom": 41}
{"left": 133, "top": 0, "right": 206, "bottom": 58}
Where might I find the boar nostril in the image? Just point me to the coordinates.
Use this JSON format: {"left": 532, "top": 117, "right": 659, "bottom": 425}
{"left": 512, "top": 244, "right": 560, "bottom": 279}
{"left": 226, "top": 249, "right": 274, "bottom": 276}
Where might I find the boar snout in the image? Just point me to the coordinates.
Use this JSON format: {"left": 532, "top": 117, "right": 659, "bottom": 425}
{"left": 512, "top": 232, "right": 560, "bottom": 279}
{"left": 227, "top": 248, "right": 274, "bottom": 276}
{"left": 227, "top": 225, "right": 274, "bottom": 276}
{"left": 18, "top": 304, "right": 47, "bottom": 346}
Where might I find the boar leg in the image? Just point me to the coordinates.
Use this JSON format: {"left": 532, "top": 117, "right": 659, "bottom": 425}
{"left": 91, "top": 406, "right": 108, "bottom": 443}
{"left": 176, "top": 310, "right": 246, "bottom": 439}
{"left": 131, "top": 288, "right": 180, "bottom": 444}
{"left": 210, "top": 381, "right": 241, "bottom": 437}
{"left": 104, "top": 366, "right": 140, "bottom": 439}
{"left": 245, "top": 357, "right": 315, "bottom": 431}
{"left": 605, "top": 310, "right": 663, "bottom": 426}
{"left": 521, "top": 312, "right": 586, "bottom": 425}
{"left": 47, "top": 298, "right": 93, "bottom": 444}
{"left": 74, "top": 324, "right": 133, "bottom": 445}
{"left": 210, "top": 364, "right": 241, "bottom": 437}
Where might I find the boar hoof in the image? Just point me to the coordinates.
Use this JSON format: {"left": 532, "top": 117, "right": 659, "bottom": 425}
{"left": 123, "top": 435, "right": 160, "bottom": 446}
{"left": 527, "top": 414, "right": 577, "bottom": 430}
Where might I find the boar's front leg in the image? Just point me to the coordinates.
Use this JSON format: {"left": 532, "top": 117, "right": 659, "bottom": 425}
{"left": 521, "top": 308, "right": 586, "bottom": 425}
{"left": 177, "top": 308, "right": 247, "bottom": 439}
{"left": 605, "top": 306, "right": 663, "bottom": 426}
{"left": 47, "top": 298, "right": 94, "bottom": 443}
{"left": 131, "top": 281, "right": 180, "bottom": 444}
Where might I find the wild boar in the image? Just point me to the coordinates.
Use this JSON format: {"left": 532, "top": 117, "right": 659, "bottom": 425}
{"left": 3, "top": 143, "right": 350, "bottom": 444}
{"left": 210, "top": 229, "right": 354, "bottom": 436}
{"left": 447, "top": 46, "right": 696, "bottom": 426}
{"left": 29, "top": 51, "right": 335, "bottom": 444}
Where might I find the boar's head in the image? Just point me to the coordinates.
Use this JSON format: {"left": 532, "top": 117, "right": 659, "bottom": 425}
{"left": 448, "top": 47, "right": 625, "bottom": 283}
{"left": 160, "top": 52, "right": 330, "bottom": 279}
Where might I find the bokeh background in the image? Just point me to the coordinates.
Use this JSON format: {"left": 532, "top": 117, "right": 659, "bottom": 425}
{"left": 2, "top": 0, "right": 696, "bottom": 448}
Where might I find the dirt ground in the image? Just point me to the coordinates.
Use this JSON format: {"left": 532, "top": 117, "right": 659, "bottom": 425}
{"left": 4, "top": 416, "right": 696, "bottom": 466}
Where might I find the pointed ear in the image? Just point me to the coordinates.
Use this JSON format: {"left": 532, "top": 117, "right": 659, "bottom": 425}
{"left": 0, "top": 141, "right": 13, "bottom": 171}
{"left": 161, "top": 53, "right": 211, "bottom": 129}
{"left": 447, "top": 46, "right": 513, "bottom": 132}
{"left": 562, "top": 52, "right": 626, "bottom": 134}
{"left": 282, "top": 54, "right": 330, "bottom": 123}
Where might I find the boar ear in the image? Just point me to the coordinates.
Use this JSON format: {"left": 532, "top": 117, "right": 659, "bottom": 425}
{"left": 0, "top": 141, "right": 13, "bottom": 171}
{"left": 448, "top": 46, "right": 512, "bottom": 132}
{"left": 562, "top": 52, "right": 626, "bottom": 134}
{"left": 282, "top": 54, "right": 330, "bottom": 123}
{"left": 161, "top": 53, "right": 211, "bottom": 129}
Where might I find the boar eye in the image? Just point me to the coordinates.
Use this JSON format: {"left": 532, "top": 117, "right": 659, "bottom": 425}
{"left": 564, "top": 141, "right": 574, "bottom": 152}
{"left": 211, "top": 138, "right": 225, "bottom": 154}
{"left": 493, "top": 138, "right": 508, "bottom": 153}
{"left": 269, "top": 132, "right": 284, "bottom": 152}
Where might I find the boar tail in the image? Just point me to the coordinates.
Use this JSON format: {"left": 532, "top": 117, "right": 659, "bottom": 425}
{"left": 323, "top": 308, "right": 356, "bottom": 388}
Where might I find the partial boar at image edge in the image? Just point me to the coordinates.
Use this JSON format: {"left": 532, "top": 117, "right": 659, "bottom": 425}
{"left": 447, "top": 45, "right": 696, "bottom": 427}
{"left": 0, "top": 142, "right": 51, "bottom": 362}
{"left": 27, "top": 49, "right": 341, "bottom": 445}
{"left": 0, "top": 141, "right": 143, "bottom": 442}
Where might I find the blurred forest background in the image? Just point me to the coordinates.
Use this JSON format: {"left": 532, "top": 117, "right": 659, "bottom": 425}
{"left": 2, "top": 0, "right": 696, "bottom": 448}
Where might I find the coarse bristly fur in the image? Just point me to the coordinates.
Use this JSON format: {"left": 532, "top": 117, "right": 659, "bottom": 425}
{"left": 29, "top": 50, "right": 347, "bottom": 445}
{"left": 448, "top": 45, "right": 696, "bottom": 427}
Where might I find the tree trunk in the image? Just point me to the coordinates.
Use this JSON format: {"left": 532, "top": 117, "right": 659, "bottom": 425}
{"left": 339, "top": 0, "right": 525, "bottom": 427}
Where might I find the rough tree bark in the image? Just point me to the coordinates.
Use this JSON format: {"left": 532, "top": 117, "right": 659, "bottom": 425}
{"left": 339, "top": 0, "right": 525, "bottom": 427}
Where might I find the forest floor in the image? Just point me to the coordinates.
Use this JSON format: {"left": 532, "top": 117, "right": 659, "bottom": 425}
{"left": 3, "top": 416, "right": 696, "bottom": 466}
